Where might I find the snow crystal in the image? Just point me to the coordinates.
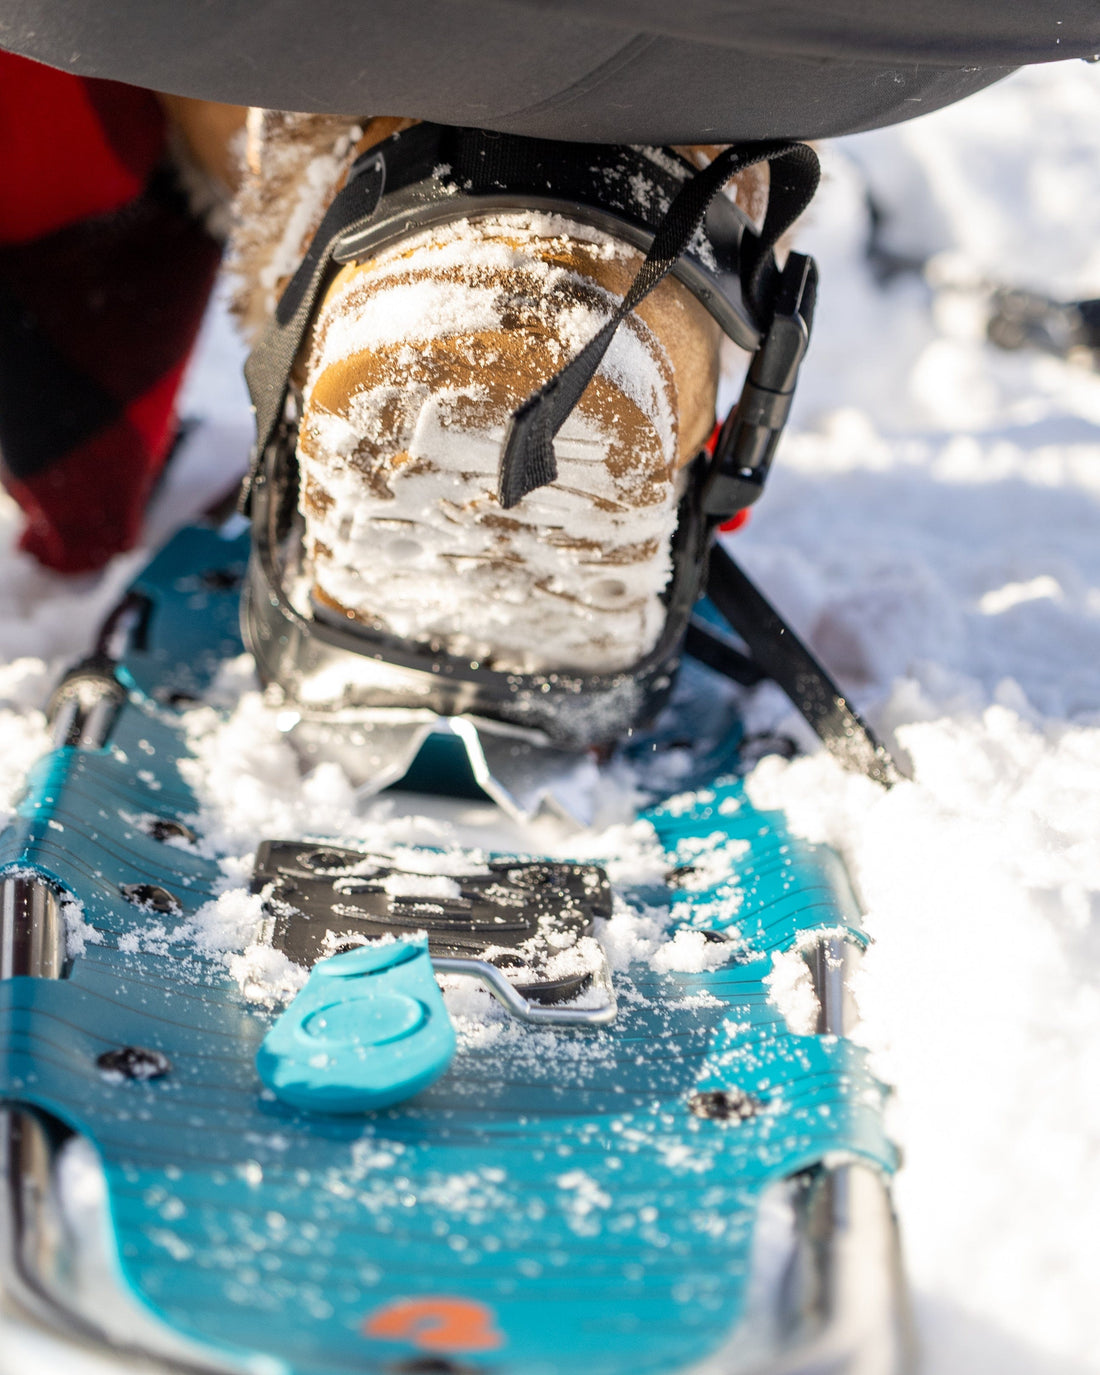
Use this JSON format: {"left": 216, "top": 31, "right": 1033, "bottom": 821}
{"left": 650, "top": 928, "right": 734, "bottom": 975}
{"left": 554, "top": 1169, "right": 612, "bottom": 1236}
{"left": 188, "top": 888, "right": 268, "bottom": 958}
{"left": 379, "top": 872, "right": 461, "bottom": 900}
{"left": 764, "top": 947, "right": 821, "bottom": 1037}
{"left": 228, "top": 943, "right": 309, "bottom": 1008}
{"left": 60, "top": 893, "right": 102, "bottom": 959}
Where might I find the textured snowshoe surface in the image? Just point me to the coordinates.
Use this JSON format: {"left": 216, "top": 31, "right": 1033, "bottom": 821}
{"left": 0, "top": 524, "right": 894, "bottom": 1375}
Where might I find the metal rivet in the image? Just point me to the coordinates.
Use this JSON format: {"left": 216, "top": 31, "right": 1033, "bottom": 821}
{"left": 97, "top": 1046, "right": 172, "bottom": 1080}
{"left": 146, "top": 818, "right": 198, "bottom": 845}
{"left": 688, "top": 1089, "right": 761, "bottom": 1122}
{"left": 120, "top": 883, "right": 182, "bottom": 915}
{"left": 666, "top": 864, "right": 697, "bottom": 887}
{"left": 199, "top": 568, "right": 244, "bottom": 592}
{"left": 154, "top": 687, "right": 201, "bottom": 709}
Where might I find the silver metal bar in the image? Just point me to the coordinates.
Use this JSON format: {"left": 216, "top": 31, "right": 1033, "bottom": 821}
{"left": 775, "top": 1162, "right": 913, "bottom": 1375}
{"left": 691, "top": 935, "right": 913, "bottom": 1373}
{"left": 47, "top": 697, "right": 82, "bottom": 751}
{"left": 802, "top": 933, "right": 861, "bottom": 1038}
{"left": 0, "top": 1109, "right": 254, "bottom": 1375}
{"left": 48, "top": 670, "right": 126, "bottom": 750}
{"left": 0, "top": 876, "right": 64, "bottom": 981}
{"left": 704, "top": 1162, "right": 914, "bottom": 1375}
{"left": 0, "top": 1107, "right": 79, "bottom": 1343}
{"left": 81, "top": 695, "right": 123, "bottom": 750}
{"left": 432, "top": 952, "right": 618, "bottom": 1027}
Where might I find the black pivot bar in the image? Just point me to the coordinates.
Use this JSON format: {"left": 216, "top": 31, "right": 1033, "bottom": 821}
{"left": 703, "top": 542, "right": 902, "bottom": 788}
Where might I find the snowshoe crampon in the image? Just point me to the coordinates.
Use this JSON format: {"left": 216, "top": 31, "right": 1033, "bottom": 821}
{"left": 0, "top": 522, "right": 911, "bottom": 1375}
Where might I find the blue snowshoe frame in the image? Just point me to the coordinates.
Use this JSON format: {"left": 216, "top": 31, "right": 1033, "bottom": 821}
{"left": 0, "top": 523, "right": 907, "bottom": 1374}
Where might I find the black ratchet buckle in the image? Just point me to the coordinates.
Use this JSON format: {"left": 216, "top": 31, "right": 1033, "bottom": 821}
{"left": 703, "top": 252, "right": 817, "bottom": 522}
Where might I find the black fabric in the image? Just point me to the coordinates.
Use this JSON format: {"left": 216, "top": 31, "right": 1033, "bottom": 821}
{"left": 244, "top": 153, "right": 386, "bottom": 468}
{"left": 497, "top": 140, "right": 819, "bottom": 508}
{"left": 0, "top": 283, "right": 118, "bottom": 477}
{"left": 684, "top": 617, "right": 766, "bottom": 687}
{"left": 4, "top": 1, "right": 1095, "bottom": 143}
{"left": 482, "top": 1, "right": 1100, "bottom": 64}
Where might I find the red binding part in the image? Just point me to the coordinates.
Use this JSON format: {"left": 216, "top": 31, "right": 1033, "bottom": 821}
{"left": 703, "top": 415, "right": 750, "bottom": 534}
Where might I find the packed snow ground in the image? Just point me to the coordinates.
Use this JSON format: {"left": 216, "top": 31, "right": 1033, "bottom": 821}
{"left": 2, "top": 59, "right": 1100, "bottom": 1375}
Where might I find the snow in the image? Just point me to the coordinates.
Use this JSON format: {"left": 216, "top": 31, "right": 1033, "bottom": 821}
{"left": 650, "top": 928, "right": 734, "bottom": 975}
{"left": 764, "top": 947, "right": 820, "bottom": 1038}
{"left": 1, "top": 58, "right": 1100, "bottom": 1375}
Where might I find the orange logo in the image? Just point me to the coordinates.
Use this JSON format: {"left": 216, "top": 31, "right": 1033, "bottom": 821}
{"left": 364, "top": 1297, "right": 504, "bottom": 1353}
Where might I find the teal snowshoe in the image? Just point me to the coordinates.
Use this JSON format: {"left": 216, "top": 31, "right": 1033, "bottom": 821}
{"left": 0, "top": 520, "right": 909, "bottom": 1375}
{"left": 2, "top": 123, "right": 909, "bottom": 1374}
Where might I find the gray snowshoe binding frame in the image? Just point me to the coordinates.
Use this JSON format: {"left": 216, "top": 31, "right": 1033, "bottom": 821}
{"left": 240, "top": 122, "right": 897, "bottom": 792}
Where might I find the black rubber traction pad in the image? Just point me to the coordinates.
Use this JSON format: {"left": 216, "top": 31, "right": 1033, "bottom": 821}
{"left": 252, "top": 840, "right": 613, "bottom": 1004}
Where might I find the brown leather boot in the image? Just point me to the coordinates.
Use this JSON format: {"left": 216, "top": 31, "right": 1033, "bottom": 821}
{"left": 231, "top": 115, "right": 748, "bottom": 674}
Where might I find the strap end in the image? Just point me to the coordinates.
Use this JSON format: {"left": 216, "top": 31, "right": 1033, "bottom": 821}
{"left": 498, "top": 397, "right": 558, "bottom": 508}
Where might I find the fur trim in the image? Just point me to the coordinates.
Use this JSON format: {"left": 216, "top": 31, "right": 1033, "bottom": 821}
{"left": 228, "top": 111, "right": 366, "bottom": 339}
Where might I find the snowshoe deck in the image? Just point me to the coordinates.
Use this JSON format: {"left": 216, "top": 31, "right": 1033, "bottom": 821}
{"left": 0, "top": 524, "right": 905, "bottom": 1374}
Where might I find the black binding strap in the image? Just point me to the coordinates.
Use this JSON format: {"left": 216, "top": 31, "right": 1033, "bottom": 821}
{"left": 684, "top": 616, "right": 766, "bottom": 687}
{"left": 241, "top": 152, "right": 387, "bottom": 508}
{"left": 702, "top": 542, "right": 901, "bottom": 787}
{"left": 497, "top": 140, "right": 820, "bottom": 508}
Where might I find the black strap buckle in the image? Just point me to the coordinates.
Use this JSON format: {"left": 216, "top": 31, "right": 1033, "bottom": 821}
{"left": 703, "top": 251, "right": 817, "bottom": 521}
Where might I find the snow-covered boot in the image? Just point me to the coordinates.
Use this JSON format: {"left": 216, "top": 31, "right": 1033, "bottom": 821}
{"left": 234, "top": 115, "right": 731, "bottom": 680}
{"left": 232, "top": 117, "right": 901, "bottom": 798}
{"left": 295, "top": 209, "right": 719, "bottom": 677}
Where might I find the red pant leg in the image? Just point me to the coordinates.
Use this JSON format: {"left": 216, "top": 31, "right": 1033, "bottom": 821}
{"left": 0, "top": 50, "right": 220, "bottom": 572}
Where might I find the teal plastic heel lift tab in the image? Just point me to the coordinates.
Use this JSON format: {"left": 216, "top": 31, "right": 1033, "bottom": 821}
{"left": 256, "top": 939, "right": 457, "bottom": 1113}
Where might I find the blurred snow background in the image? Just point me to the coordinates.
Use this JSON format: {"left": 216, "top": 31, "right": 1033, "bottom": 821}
{"left": 2, "top": 58, "right": 1100, "bottom": 1375}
